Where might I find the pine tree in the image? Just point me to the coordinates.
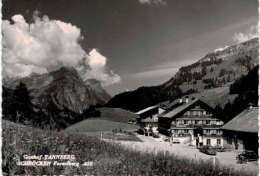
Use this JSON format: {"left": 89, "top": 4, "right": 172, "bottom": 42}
{"left": 13, "top": 82, "right": 33, "bottom": 122}
{"left": 223, "top": 101, "right": 232, "bottom": 122}
{"left": 214, "top": 104, "right": 224, "bottom": 121}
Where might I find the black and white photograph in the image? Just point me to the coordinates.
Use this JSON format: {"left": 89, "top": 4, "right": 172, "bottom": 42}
{"left": 1, "top": 0, "right": 259, "bottom": 175}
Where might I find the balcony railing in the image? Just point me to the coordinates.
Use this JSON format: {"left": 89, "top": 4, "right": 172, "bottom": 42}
{"left": 170, "top": 133, "right": 222, "bottom": 137}
{"left": 171, "top": 124, "right": 223, "bottom": 128}
{"left": 202, "top": 134, "right": 223, "bottom": 137}
{"left": 171, "top": 133, "right": 191, "bottom": 137}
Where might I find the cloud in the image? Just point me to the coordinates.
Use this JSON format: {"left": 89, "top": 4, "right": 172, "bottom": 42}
{"left": 232, "top": 25, "right": 258, "bottom": 43}
{"left": 76, "top": 49, "right": 121, "bottom": 86}
{"left": 88, "top": 49, "right": 106, "bottom": 69}
{"left": 138, "top": 0, "right": 167, "bottom": 5}
{"left": 3, "top": 13, "right": 120, "bottom": 86}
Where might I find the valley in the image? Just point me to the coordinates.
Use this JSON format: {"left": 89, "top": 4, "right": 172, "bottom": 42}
{"left": 2, "top": 37, "right": 259, "bottom": 176}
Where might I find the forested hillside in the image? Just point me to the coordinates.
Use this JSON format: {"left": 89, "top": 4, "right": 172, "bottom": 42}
{"left": 214, "top": 65, "right": 259, "bottom": 122}
{"left": 107, "top": 38, "right": 258, "bottom": 112}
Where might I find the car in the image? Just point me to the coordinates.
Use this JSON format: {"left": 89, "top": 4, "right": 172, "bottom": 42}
{"left": 172, "top": 138, "right": 180, "bottom": 144}
{"left": 199, "top": 146, "right": 217, "bottom": 155}
{"left": 236, "top": 150, "right": 258, "bottom": 162}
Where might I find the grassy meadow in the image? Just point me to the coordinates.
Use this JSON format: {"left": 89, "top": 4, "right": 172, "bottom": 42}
{"left": 64, "top": 119, "right": 138, "bottom": 133}
{"left": 2, "top": 120, "right": 257, "bottom": 175}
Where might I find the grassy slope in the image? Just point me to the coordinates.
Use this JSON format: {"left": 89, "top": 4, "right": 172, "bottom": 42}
{"left": 2, "top": 120, "right": 257, "bottom": 175}
{"left": 97, "top": 107, "right": 138, "bottom": 123}
{"left": 63, "top": 107, "right": 139, "bottom": 134}
{"left": 189, "top": 85, "right": 237, "bottom": 108}
{"left": 64, "top": 119, "right": 138, "bottom": 133}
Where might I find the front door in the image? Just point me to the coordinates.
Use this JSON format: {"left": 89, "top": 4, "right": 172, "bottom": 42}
{"left": 194, "top": 127, "right": 203, "bottom": 136}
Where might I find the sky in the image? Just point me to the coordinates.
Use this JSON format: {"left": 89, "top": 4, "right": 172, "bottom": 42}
{"left": 2, "top": 0, "right": 259, "bottom": 95}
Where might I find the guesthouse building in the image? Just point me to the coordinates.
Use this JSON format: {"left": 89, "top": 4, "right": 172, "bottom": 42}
{"left": 158, "top": 96, "right": 225, "bottom": 147}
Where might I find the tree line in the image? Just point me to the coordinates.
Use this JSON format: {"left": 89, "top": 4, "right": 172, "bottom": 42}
{"left": 214, "top": 65, "right": 258, "bottom": 122}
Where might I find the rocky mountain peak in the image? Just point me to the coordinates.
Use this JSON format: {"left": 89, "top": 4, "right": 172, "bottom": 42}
{"left": 3, "top": 67, "right": 111, "bottom": 114}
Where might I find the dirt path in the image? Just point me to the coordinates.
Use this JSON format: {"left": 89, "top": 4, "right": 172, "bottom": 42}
{"left": 116, "top": 135, "right": 258, "bottom": 174}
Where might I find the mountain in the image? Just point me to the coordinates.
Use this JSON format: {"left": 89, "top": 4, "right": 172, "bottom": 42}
{"left": 107, "top": 38, "right": 259, "bottom": 112}
{"left": 106, "top": 85, "right": 181, "bottom": 112}
{"left": 215, "top": 65, "right": 259, "bottom": 122}
{"left": 163, "top": 38, "right": 258, "bottom": 93}
{"left": 84, "top": 79, "right": 111, "bottom": 104}
{"left": 3, "top": 67, "right": 111, "bottom": 114}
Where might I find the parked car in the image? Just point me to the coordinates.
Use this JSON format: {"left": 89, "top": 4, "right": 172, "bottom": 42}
{"left": 172, "top": 138, "right": 180, "bottom": 144}
{"left": 236, "top": 150, "right": 258, "bottom": 162}
{"left": 199, "top": 146, "right": 217, "bottom": 155}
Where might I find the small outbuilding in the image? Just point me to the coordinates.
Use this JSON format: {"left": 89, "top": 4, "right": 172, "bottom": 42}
{"left": 221, "top": 106, "right": 258, "bottom": 153}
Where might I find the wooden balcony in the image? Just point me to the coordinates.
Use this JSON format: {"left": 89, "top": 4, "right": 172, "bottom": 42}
{"left": 202, "top": 134, "right": 223, "bottom": 137}
{"left": 171, "top": 124, "right": 223, "bottom": 128}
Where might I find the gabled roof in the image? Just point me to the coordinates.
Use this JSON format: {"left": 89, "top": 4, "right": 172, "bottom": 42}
{"left": 157, "top": 100, "right": 170, "bottom": 109}
{"left": 135, "top": 100, "right": 170, "bottom": 115}
{"left": 159, "top": 98, "right": 214, "bottom": 118}
{"left": 141, "top": 118, "right": 158, "bottom": 123}
{"left": 163, "top": 99, "right": 179, "bottom": 110}
{"left": 135, "top": 105, "right": 159, "bottom": 115}
{"left": 221, "top": 107, "right": 259, "bottom": 133}
{"left": 159, "top": 98, "right": 199, "bottom": 118}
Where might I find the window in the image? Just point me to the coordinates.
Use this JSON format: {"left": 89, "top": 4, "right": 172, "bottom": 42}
{"left": 198, "top": 111, "right": 201, "bottom": 116}
{"left": 206, "top": 129, "right": 210, "bottom": 134}
{"left": 211, "top": 130, "right": 216, "bottom": 134}
{"left": 184, "top": 120, "right": 187, "bottom": 124}
{"left": 184, "top": 129, "right": 188, "bottom": 133}
{"left": 207, "top": 139, "right": 211, "bottom": 145}
{"left": 206, "top": 120, "right": 210, "bottom": 125}
{"left": 216, "top": 130, "right": 221, "bottom": 134}
{"left": 217, "top": 139, "right": 221, "bottom": 145}
{"left": 195, "top": 120, "right": 198, "bottom": 125}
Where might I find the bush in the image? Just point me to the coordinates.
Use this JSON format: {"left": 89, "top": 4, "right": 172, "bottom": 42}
{"left": 137, "top": 128, "right": 144, "bottom": 135}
